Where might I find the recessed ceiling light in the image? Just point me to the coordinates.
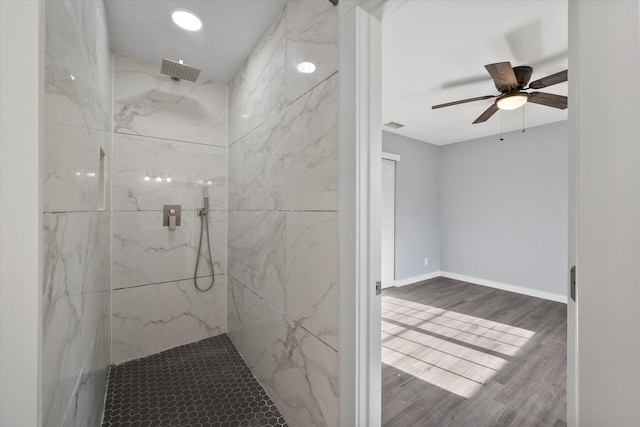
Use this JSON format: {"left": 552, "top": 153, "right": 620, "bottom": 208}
{"left": 70, "top": 74, "right": 75, "bottom": 81}
{"left": 296, "top": 62, "right": 316, "bottom": 74}
{"left": 171, "top": 8, "right": 202, "bottom": 31}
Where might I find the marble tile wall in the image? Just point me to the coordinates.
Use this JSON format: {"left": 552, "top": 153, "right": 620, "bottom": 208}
{"left": 111, "top": 53, "right": 228, "bottom": 364}
{"left": 227, "top": 1, "right": 340, "bottom": 426}
{"left": 42, "top": 1, "right": 112, "bottom": 426}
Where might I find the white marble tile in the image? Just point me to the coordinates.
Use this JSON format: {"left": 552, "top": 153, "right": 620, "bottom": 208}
{"left": 59, "top": 308, "right": 109, "bottom": 427}
{"left": 113, "top": 53, "right": 227, "bottom": 147}
{"left": 242, "top": 73, "right": 339, "bottom": 211}
{"left": 243, "top": 290, "right": 339, "bottom": 427}
{"left": 43, "top": 123, "right": 110, "bottom": 212}
{"left": 43, "top": 211, "right": 111, "bottom": 301}
{"left": 286, "top": 0, "right": 339, "bottom": 102}
{"left": 228, "top": 139, "right": 244, "bottom": 211}
{"left": 112, "top": 211, "right": 226, "bottom": 288}
{"left": 286, "top": 212, "right": 339, "bottom": 350}
{"left": 277, "top": 73, "right": 339, "bottom": 211}
{"left": 113, "top": 133, "right": 226, "bottom": 211}
{"left": 43, "top": 291, "right": 109, "bottom": 427}
{"left": 228, "top": 8, "right": 287, "bottom": 144}
{"left": 227, "top": 276, "right": 244, "bottom": 354}
{"left": 43, "top": 0, "right": 111, "bottom": 425}
{"left": 62, "top": 367, "right": 108, "bottom": 427}
{"left": 228, "top": 211, "right": 286, "bottom": 311}
{"left": 241, "top": 115, "right": 285, "bottom": 211}
{"left": 111, "top": 276, "right": 227, "bottom": 364}
{"left": 44, "top": 0, "right": 111, "bottom": 131}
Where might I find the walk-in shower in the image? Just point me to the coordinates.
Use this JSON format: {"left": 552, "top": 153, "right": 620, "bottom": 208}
{"left": 42, "top": 0, "right": 340, "bottom": 425}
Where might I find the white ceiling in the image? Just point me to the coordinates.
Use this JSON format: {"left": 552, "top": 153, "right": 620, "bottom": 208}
{"left": 104, "top": 0, "right": 286, "bottom": 83}
{"left": 382, "top": 0, "right": 568, "bottom": 145}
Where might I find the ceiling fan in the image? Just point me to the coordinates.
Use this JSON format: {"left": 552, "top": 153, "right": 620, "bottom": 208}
{"left": 432, "top": 62, "right": 568, "bottom": 124}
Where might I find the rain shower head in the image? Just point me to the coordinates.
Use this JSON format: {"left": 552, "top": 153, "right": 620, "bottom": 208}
{"left": 160, "top": 58, "right": 201, "bottom": 83}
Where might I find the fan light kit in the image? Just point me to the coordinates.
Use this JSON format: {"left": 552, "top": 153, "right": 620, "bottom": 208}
{"left": 171, "top": 9, "right": 202, "bottom": 31}
{"left": 496, "top": 93, "right": 528, "bottom": 110}
{"left": 432, "top": 62, "right": 567, "bottom": 124}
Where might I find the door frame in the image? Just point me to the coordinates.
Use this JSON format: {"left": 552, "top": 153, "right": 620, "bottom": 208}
{"left": 340, "top": 1, "right": 578, "bottom": 426}
{"left": 338, "top": 3, "right": 382, "bottom": 426}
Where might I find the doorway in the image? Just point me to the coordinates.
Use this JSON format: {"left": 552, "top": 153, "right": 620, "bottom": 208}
{"left": 376, "top": 1, "right": 570, "bottom": 425}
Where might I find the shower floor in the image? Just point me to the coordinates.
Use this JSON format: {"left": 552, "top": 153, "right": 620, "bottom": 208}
{"left": 101, "top": 334, "right": 288, "bottom": 427}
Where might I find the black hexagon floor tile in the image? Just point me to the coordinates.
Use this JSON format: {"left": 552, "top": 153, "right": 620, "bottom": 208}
{"left": 101, "top": 334, "right": 288, "bottom": 427}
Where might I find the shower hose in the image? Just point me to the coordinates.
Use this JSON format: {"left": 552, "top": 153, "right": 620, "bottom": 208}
{"left": 194, "top": 210, "right": 215, "bottom": 292}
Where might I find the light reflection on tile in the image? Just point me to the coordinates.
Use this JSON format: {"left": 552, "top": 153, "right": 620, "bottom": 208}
{"left": 113, "top": 133, "right": 226, "bottom": 211}
{"left": 286, "top": 0, "right": 339, "bottom": 102}
{"left": 228, "top": 8, "right": 287, "bottom": 144}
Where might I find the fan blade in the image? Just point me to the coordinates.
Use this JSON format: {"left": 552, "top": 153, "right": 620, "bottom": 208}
{"left": 485, "top": 62, "right": 518, "bottom": 89}
{"left": 441, "top": 74, "right": 491, "bottom": 89}
{"left": 432, "top": 95, "right": 496, "bottom": 109}
{"left": 473, "top": 103, "right": 499, "bottom": 124}
{"left": 528, "top": 70, "right": 567, "bottom": 89}
{"left": 527, "top": 92, "right": 568, "bottom": 109}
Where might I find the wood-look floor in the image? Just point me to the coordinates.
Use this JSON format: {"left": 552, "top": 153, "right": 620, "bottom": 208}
{"left": 381, "top": 277, "right": 567, "bottom": 427}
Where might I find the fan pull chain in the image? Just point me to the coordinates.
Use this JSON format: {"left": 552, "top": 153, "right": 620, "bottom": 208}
{"left": 500, "top": 111, "right": 504, "bottom": 141}
{"left": 522, "top": 105, "right": 526, "bottom": 133}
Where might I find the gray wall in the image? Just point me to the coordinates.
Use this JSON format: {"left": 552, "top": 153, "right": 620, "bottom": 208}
{"left": 439, "top": 121, "right": 568, "bottom": 296}
{"left": 384, "top": 121, "right": 568, "bottom": 297}
{"left": 382, "top": 131, "right": 441, "bottom": 278}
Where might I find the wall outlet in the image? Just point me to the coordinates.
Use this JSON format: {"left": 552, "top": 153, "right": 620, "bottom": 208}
{"left": 424, "top": 258, "right": 429, "bottom": 266}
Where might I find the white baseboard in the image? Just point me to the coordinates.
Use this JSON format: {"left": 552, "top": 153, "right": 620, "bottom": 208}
{"left": 393, "top": 271, "right": 442, "bottom": 287}
{"left": 440, "top": 271, "right": 568, "bottom": 304}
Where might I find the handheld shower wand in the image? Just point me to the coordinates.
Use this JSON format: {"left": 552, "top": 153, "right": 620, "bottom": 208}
{"left": 194, "top": 185, "right": 214, "bottom": 292}
{"left": 199, "top": 186, "right": 209, "bottom": 216}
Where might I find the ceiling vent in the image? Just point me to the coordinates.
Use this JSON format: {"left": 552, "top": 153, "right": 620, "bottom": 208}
{"left": 384, "top": 121, "right": 406, "bottom": 129}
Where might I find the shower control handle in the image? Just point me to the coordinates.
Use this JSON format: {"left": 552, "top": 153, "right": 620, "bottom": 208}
{"left": 163, "top": 205, "right": 181, "bottom": 229}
